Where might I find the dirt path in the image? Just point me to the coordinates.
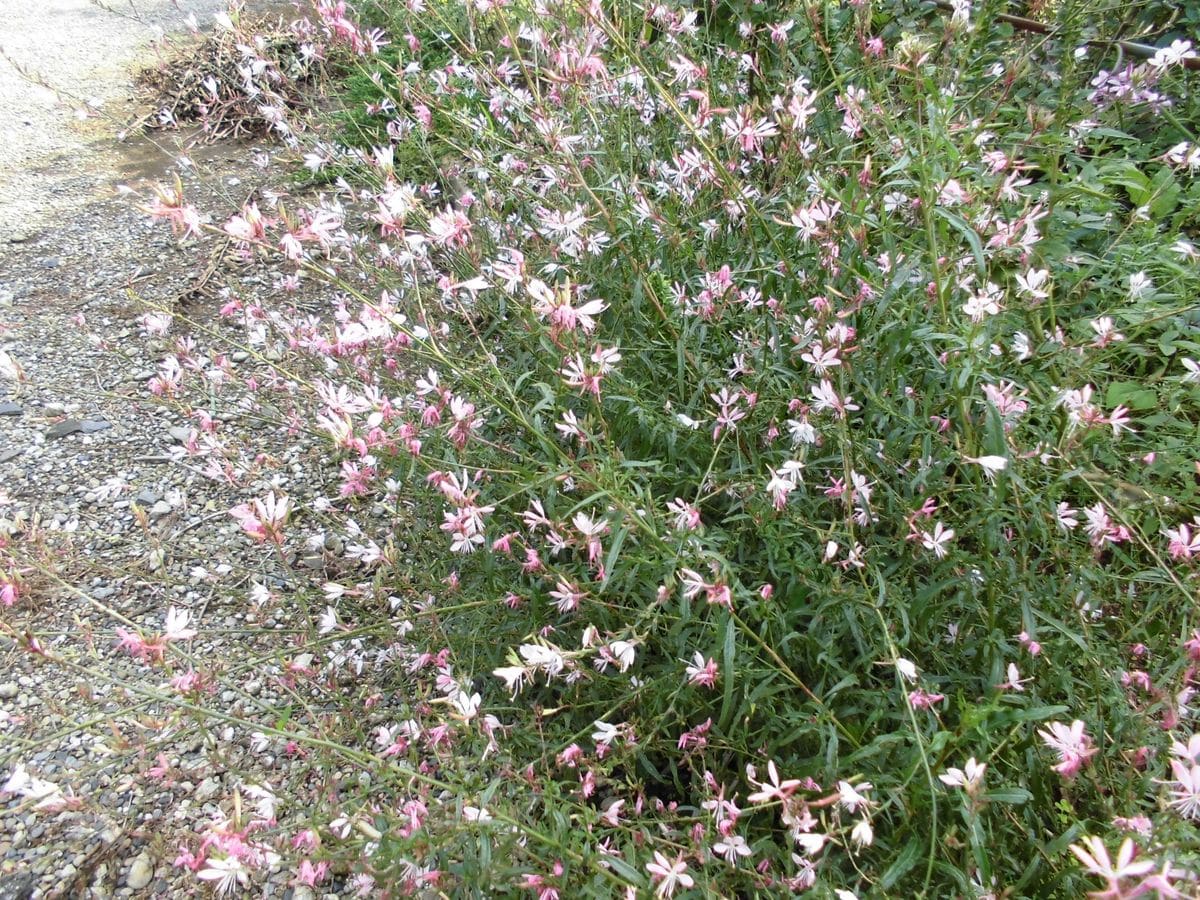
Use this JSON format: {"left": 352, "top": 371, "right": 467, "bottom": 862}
{"left": 0, "top": 0, "right": 236, "bottom": 244}
{"left": 0, "top": 3, "right": 338, "bottom": 897}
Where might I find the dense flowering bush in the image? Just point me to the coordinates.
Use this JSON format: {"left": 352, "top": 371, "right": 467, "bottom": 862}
{"left": 72, "top": 0, "right": 1200, "bottom": 894}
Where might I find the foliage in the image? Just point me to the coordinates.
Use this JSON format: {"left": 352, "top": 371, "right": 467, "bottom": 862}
{"left": 32, "top": 0, "right": 1200, "bottom": 895}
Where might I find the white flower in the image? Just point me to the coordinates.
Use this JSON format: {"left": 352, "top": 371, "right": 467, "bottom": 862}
{"left": 492, "top": 667, "right": 525, "bottom": 700}
{"left": 1150, "top": 39, "right": 1196, "bottom": 70}
{"left": 1128, "top": 272, "right": 1153, "bottom": 299}
{"left": 519, "top": 643, "right": 565, "bottom": 676}
{"left": 163, "top": 606, "right": 197, "bottom": 641}
{"left": 0, "top": 350, "right": 25, "bottom": 382}
{"left": 1069, "top": 836, "right": 1154, "bottom": 882}
{"left": 962, "top": 283, "right": 1002, "bottom": 322}
{"left": 1012, "top": 331, "right": 1032, "bottom": 360}
{"left": 452, "top": 690, "right": 481, "bottom": 720}
{"left": 787, "top": 416, "right": 817, "bottom": 445}
{"left": 964, "top": 454, "right": 1008, "bottom": 479}
{"left": 1016, "top": 268, "right": 1050, "bottom": 300}
{"left": 1170, "top": 733, "right": 1200, "bottom": 764}
{"left": 1166, "top": 142, "right": 1200, "bottom": 172}
{"left": 1055, "top": 502, "right": 1079, "bottom": 531}
{"left": 850, "top": 817, "right": 874, "bottom": 848}
{"left": 592, "top": 720, "right": 620, "bottom": 746}
{"left": 1182, "top": 358, "right": 1200, "bottom": 385}
{"left": 920, "top": 522, "right": 956, "bottom": 559}
{"left": 197, "top": 855, "right": 249, "bottom": 895}
{"left": 608, "top": 640, "right": 637, "bottom": 672}
{"left": 837, "top": 780, "right": 873, "bottom": 813}
{"left": 243, "top": 783, "right": 278, "bottom": 821}
{"left": 139, "top": 312, "right": 173, "bottom": 335}
{"left": 1172, "top": 239, "right": 1199, "bottom": 261}
{"left": 794, "top": 832, "right": 827, "bottom": 855}
{"left": 939, "top": 757, "right": 987, "bottom": 794}
{"left": 462, "top": 805, "right": 493, "bottom": 823}
{"left": 318, "top": 605, "right": 339, "bottom": 634}
{"left": 712, "top": 833, "right": 753, "bottom": 862}
{"left": 646, "top": 851, "right": 694, "bottom": 898}
{"left": 1003, "top": 662, "right": 1032, "bottom": 692}
{"left": 1167, "top": 760, "right": 1200, "bottom": 820}
{"left": 1090, "top": 316, "right": 1124, "bottom": 345}
{"left": 2, "top": 764, "right": 63, "bottom": 809}
{"left": 895, "top": 658, "right": 918, "bottom": 682}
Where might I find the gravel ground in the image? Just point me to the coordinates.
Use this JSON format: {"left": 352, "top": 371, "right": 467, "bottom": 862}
{"left": 0, "top": 0, "right": 233, "bottom": 243}
{"left": 0, "top": 3, "right": 358, "bottom": 897}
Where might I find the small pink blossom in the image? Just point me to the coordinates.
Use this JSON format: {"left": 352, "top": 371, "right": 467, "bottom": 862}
{"left": 1038, "top": 720, "right": 1097, "bottom": 780}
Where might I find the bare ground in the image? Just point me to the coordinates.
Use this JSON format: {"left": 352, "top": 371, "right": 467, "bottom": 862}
{"left": 0, "top": 3, "right": 350, "bottom": 897}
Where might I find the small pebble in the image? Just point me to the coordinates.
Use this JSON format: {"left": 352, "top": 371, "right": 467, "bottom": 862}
{"left": 125, "top": 853, "right": 153, "bottom": 890}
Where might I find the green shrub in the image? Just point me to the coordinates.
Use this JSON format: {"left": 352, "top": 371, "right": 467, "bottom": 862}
{"left": 145, "top": 0, "right": 1200, "bottom": 893}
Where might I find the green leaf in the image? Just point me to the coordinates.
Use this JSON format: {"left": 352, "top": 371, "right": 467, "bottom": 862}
{"left": 1105, "top": 381, "right": 1156, "bottom": 411}
{"left": 984, "top": 787, "right": 1032, "bottom": 805}
{"left": 1002, "top": 704, "right": 1071, "bottom": 723}
{"left": 880, "top": 837, "right": 924, "bottom": 889}
{"left": 602, "top": 855, "right": 645, "bottom": 887}
{"left": 934, "top": 207, "right": 984, "bottom": 272}
{"left": 1149, "top": 167, "right": 1181, "bottom": 219}
{"left": 717, "top": 615, "right": 738, "bottom": 732}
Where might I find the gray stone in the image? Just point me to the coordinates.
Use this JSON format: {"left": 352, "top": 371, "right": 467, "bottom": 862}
{"left": 125, "top": 853, "right": 153, "bottom": 890}
{"left": 149, "top": 501, "right": 171, "bottom": 520}
{"left": 46, "top": 419, "right": 83, "bottom": 439}
{"left": 194, "top": 777, "right": 220, "bottom": 803}
{"left": 0, "top": 682, "right": 17, "bottom": 699}
{"left": 167, "top": 426, "right": 190, "bottom": 443}
{"left": 0, "top": 448, "right": 22, "bottom": 463}
{"left": 133, "top": 489, "right": 159, "bottom": 506}
{"left": 0, "top": 402, "right": 22, "bottom": 416}
{"left": 0, "top": 872, "right": 35, "bottom": 899}
{"left": 79, "top": 420, "right": 110, "bottom": 434}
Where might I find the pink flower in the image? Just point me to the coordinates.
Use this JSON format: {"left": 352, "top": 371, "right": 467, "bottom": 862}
{"left": 685, "top": 652, "right": 719, "bottom": 689}
{"left": 666, "top": 498, "right": 702, "bottom": 531}
{"left": 296, "top": 859, "right": 330, "bottom": 886}
{"left": 229, "top": 493, "right": 291, "bottom": 545}
{"left": 747, "top": 761, "right": 802, "bottom": 804}
{"left": 428, "top": 205, "right": 473, "bottom": 248}
{"left": 115, "top": 628, "right": 165, "bottom": 663}
{"left": 1038, "top": 720, "right": 1097, "bottom": 780}
{"left": 1069, "top": 836, "right": 1154, "bottom": 898}
{"left": 908, "top": 689, "right": 945, "bottom": 709}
